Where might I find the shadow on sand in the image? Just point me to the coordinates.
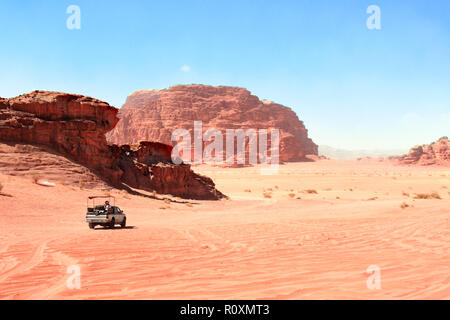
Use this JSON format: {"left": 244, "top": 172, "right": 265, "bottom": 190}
{"left": 120, "top": 185, "right": 201, "bottom": 206}
{"left": 0, "top": 193, "right": 13, "bottom": 198}
{"left": 94, "top": 226, "right": 137, "bottom": 231}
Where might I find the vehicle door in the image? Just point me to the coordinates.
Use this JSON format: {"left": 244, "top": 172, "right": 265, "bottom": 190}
{"left": 113, "top": 206, "right": 124, "bottom": 223}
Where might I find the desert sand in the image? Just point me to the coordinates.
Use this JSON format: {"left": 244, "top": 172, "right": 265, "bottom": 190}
{"left": 0, "top": 160, "right": 449, "bottom": 299}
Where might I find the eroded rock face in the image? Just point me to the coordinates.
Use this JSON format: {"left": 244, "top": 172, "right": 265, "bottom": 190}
{"left": 397, "top": 137, "right": 450, "bottom": 166}
{"left": 110, "top": 142, "right": 224, "bottom": 200}
{"left": 0, "top": 91, "right": 224, "bottom": 200}
{"left": 107, "top": 85, "right": 318, "bottom": 162}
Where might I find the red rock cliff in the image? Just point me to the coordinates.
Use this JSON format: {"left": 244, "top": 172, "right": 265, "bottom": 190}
{"left": 107, "top": 85, "right": 318, "bottom": 162}
{"left": 0, "top": 91, "right": 224, "bottom": 200}
{"left": 397, "top": 137, "right": 450, "bottom": 166}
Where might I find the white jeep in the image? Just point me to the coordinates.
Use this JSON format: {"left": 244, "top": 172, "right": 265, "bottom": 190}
{"left": 85, "top": 196, "right": 126, "bottom": 229}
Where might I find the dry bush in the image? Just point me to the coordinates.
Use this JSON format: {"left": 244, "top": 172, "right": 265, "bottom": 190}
{"left": 303, "top": 189, "right": 318, "bottom": 194}
{"left": 288, "top": 193, "right": 295, "bottom": 198}
{"left": 185, "top": 203, "right": 193, "bottom": 207}
{"left": 402, "top": 191, "right": 410, "bottom": 197}
{"left": 274, "top": 186, "right": 279, "bottom": 190}
{"left": 31, "top": 174, "right": 41, "bottom": 184}
{"left": 324, "top": 188, "right": 332, "bottom": 191}
{"left": 336, "top": 196, "right": 340, "bottom": 199}
{"left": 367, "top": 197, "right": 378, "bottom": 201}
{"left": 400, "top": 202, "right": 410, "bottom": 209}
{"left": 263, "top": 191, "right": 272, "bottom": 199}
{"left": 244, "top": 189, "right": 251, "bottom": 193}
{"left": 163, "top": 198, "right": 171, "bottom": 204}
{"left": 414, "top": 192, "right": 441, "bottom": 200}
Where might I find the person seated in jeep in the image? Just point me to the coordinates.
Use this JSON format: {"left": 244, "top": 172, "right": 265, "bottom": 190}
{"left": 105, "top": 201, "right": 111, "bottom": 212}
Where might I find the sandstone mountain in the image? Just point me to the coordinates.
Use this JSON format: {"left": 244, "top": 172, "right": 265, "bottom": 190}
{"left": 0, "top": 91, "right": 224, "bottom": 200}
{"left": 397, "top": 137, "right": 450, "bottom": 166}
{"left": 107, "top": 85, "right": 318, "bottom": 163}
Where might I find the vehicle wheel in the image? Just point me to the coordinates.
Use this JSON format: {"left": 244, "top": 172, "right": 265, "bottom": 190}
{"left": 120, "top": 217, "right": 126, "bottom": 228}
{"left": 110, "top": 218, "right": 115, "bottom": 229}
{"left": 89, "top": 223, "right": 95, "bottom": 229}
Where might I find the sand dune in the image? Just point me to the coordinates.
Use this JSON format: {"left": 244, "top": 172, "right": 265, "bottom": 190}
{"left": 1, "top": 160, "right": 449, "bottom": 299}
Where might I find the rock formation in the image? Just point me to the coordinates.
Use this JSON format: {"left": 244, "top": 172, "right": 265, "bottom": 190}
{"left": 397, "top": 137, "right": 450, "bottom": 166}
{"left": 0, "top": 91, "right": 224, "bottom": 200}
{"left": 107, "top": 85, "right": 318, "bottom": 162}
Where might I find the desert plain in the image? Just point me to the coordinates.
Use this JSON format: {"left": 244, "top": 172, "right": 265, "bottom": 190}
{"left": 0, "top": 159, "right": 449, "bottom": 299}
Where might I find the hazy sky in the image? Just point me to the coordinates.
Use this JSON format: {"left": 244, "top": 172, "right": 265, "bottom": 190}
{"left": 0, "top": 0, "right": 449, "bottom": 150}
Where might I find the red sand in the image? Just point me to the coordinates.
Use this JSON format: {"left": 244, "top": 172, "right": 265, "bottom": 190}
{"left": 1, "top": 160, "right": 449, "bottom": 299}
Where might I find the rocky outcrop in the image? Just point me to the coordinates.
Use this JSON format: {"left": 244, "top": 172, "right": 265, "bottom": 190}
{"left": 107, "top": 85, "right": 318, "bottom": 162}
{"left": 0, "top": 91, "right": 224, "bottom": 200}
{"left": 110, "top": 142, "right": 223, "bottom": 199}
{"left": 0, "top": 91, "right": 122, "bottom": 182}
{"left": 397, "top": 137, "right": 450, "bottom": 166}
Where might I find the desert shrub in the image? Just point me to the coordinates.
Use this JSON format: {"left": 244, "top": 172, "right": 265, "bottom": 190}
{"left": 414, "top": 192, "right": 441, "bottom": 200}
{"left": 402, "top": 191, "right": 410, "bottom": 197}
{"left": 303, "top": 189, "right": 318, "bottom": 194}
{"left": 244, "top": 189, "right": 251, "bottom": 193}
{"left": 288, "top": 193, "right": 295, "bottom": 198}
{"left": 367, "top": 197, "right": 378, "bottom": 201}
{"left": 31, "top": 174, "right": 40, "bottom": 184}
{"left": 163, "top": 198, "right": 171, "bottom": 204}
{"left": 400, "top": 202, "right": 410, "bottom": 209}
{"left": 263, "top": 191, "right": 272, "bottom": 199}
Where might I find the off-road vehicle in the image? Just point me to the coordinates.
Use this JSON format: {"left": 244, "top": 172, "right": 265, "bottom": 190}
{"left": 85, "top": 196, "right": 126, "bottom": 229}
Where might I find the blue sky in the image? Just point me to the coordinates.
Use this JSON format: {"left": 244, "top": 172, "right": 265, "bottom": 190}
{"left": 0, "top": 0, "right": 449, "bottom": 150}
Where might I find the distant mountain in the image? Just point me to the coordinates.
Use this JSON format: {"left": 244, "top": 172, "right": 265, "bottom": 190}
{"left": 396, "top": 136, "right": 450, "bottom": 166}
{"left": 319, "top": 145, "right": 407, "bottom": 160}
